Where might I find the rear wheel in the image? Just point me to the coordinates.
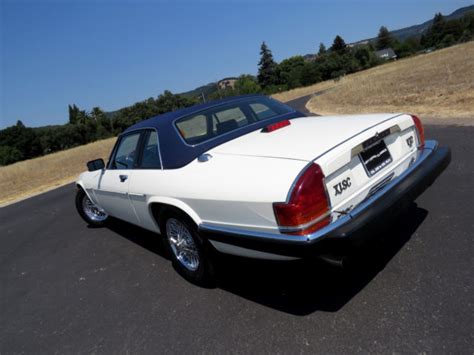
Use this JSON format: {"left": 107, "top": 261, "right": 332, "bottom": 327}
{"left": 75, "top": 188, "right": 108, "bottom": 226}
{"left": 161, "top": 211, "right": 215, "bottom": 286}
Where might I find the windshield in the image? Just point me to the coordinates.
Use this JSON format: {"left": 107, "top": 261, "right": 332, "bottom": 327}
{"left": 175, "top": 97, "right": 294, "bottom": 145}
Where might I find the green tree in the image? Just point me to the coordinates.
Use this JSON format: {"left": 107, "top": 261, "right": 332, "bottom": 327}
{"left": 0, "top": 120, "right": 42, "bottom": 164}
{"left": 90, "top": 107, "right": 106, "bottom": 123}
{"left": 330, "top": 35, "right": 347, "bottom": 54}
{"left": 459, "top": 29, "right": 473, "bottom": 42}
{"left": 354, "top": 45, "right": 373, "bottom": 68}
{"left": 393, "top": 37, "right": 420, "bottom": 58}
{"left": 68, "top": 104, "right": 80, "bottom": 124}
{"left": 376, "top": 26, "right": 394, "bottom": 50}
{"left": 440, "top": 34, "right": 455, "bottom": 48}
{"left": 257, "top": 41, "right": 277, "bottom": 87}
{"left": 0, "top": 146, "right": 23, "bottom": 166}
{"left": 276, "top": 56, "right": 306, "bottom": 89}
{"left": 318, "top": 42, "right": 326, "bottom": 55}
{"left": 234, "top": 75, "right": 262, "bottom": 94}
{"left": 423, "top": 13, "right": 446, "bottom": 48}
{"left": 300, "top": 62, "right": 322, "bottom": 86}
{"left": 155, "top": 90, "right": 196, "bottom": 114}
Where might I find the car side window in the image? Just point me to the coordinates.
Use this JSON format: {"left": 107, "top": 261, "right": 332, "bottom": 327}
{"left": 176, "top": 114, "right": 208, "bottom": 144}
{"left": 249, "top": 102, "right": 278, "bottom": 121}
{"left": 139, "top": 130, "right": 162, "bottom": 169}
{"left": 213, "top": 107, "right": 248, "bottom": 134}
{"left": 112, "top": 132, "right": 141, "bottom": 169}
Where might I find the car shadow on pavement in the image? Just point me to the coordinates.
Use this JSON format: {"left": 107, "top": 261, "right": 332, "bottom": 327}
{"left": 214, "top": 203, "right": 428, "bottom": 316}
{"left": 105, "top": 219, "right": 169, "bottom": 259}
{"left": 103, "top": 202, "right": 427, "bottom": 316}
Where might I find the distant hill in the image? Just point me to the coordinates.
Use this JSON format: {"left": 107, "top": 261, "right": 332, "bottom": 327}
{"left": 178, "top": 82, "right": 218, "bottom": 99}
{"left": 351, "top": 4, "right": 474, "bottom": 45}
{"left": 105, "top": 82, "right": 218, "bottom": 118}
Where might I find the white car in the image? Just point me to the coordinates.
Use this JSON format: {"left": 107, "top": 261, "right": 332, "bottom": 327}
{"left": 75, "top": 95, "right": 451, "bottom": 285}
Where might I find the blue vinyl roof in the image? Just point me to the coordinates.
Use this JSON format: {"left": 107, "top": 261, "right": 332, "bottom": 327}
{"left": 122, "top": 94, "right": 305, "bottom": 169}
{"left": 125, "top": 94, "right": 267, "bottom": 132}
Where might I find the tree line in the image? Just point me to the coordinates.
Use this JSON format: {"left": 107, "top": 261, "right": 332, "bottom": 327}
{"left": 1, "top": 11, "right": 472, "bottom": 166}
{"left": 203, "top": 11, "right": 474, "bottom": 99}
{"left": 0, "top": 91, "right": 197, "bottom": 165}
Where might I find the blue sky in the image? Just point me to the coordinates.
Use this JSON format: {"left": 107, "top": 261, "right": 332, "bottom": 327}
{"left": 1, "top": 0, "right": 472, "bottom": 128}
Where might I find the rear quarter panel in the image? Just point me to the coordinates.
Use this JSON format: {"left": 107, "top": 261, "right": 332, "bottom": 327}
{"left": 128, "top": 154, "right": 308, "bottom": 232}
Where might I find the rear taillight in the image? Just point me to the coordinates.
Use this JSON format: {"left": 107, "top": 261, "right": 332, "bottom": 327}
{"left": 411, "top": 115, "right": 425, "bottom": 148}
{"left": 273, "top": 163, "right": 330, "bottom": 235}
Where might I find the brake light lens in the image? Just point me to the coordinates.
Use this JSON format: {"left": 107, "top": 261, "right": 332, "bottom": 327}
{"left": 273, "top": 163, "right": 330, "bottom": 235}
{"left": 262, "top": 120, "right": 291, "bottom": 133}
{"left": 411, "top": 115, "right": 425, "bottom": 148}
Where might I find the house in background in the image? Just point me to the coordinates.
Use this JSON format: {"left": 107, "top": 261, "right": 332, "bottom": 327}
{"left": 375, "top": 48, "right": 397, "bottom": 60}
{"left": 217, "top": 77, "right": 238, "bottom": 90}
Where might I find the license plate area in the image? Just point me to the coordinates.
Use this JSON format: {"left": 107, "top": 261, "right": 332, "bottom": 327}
{"left": 359, "top": 139, "right": 392, "bottom": 177}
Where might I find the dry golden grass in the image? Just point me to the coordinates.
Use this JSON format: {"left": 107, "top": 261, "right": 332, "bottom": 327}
{"left": 307, "top": 42, "right": 474, "bottom": 123}
{"left": 0, "top": 137, "right": 116, "bottom": 206}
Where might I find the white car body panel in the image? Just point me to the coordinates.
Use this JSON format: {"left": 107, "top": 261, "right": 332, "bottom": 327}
{"left": 128, "top": 154, "right": 308, "bottom": 232}
{"left": 76, "top": 111, "right": 424, "bottom": 260}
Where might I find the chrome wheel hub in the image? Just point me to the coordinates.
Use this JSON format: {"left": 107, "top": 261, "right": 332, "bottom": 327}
{"left": 166, "top": 218, "right": 200, "bottom": 271}
{"left": 82, "top": 195, "right": 108, "bottom": 222}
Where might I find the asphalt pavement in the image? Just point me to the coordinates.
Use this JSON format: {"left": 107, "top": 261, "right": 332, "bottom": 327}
{"left": 1, "top": 101, "right": 473, "bottom": 353}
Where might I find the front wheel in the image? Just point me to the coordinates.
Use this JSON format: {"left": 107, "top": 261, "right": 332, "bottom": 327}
{"left": 161, "top": 212, "right": 215, "bottom": 287}
{"left": 75, "top": 188, "right": 109, "bottom": 226}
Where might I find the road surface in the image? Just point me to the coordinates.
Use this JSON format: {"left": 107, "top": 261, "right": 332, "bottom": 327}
{"left": 1, "top": 99, "right": 472, "bottom": 353}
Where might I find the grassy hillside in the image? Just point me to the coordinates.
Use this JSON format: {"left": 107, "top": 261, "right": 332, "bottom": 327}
{"left": 0, "top": 138, "right": 116, "bottom": 206}
{"left": 306, "top": 42, "right": 474, "bottom": 121}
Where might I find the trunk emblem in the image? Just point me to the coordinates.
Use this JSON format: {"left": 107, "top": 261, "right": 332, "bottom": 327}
{"left": 333, "top": 177, "right": 352, "bottom": 196}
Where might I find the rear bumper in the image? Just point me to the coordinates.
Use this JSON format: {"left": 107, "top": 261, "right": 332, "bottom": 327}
{"left": 199, "top": 140, "right": 451, "bottom": 258}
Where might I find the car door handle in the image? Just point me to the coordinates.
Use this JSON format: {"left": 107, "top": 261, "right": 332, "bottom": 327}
{"left": 119, "top": 175, "right": 128, "bottom": 182}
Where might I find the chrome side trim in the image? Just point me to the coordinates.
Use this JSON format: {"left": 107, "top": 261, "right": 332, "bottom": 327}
{"left": 200, "top": 140, "right": 438, "bottom": 244}
{"left": 96, "top": 189, "right": 128, "bottom": 196}
{"left": 128, "top": 192, "right": 146, "bottom": 197}
{"left": 209, "top": 240, "right": 300, "bottom": 260}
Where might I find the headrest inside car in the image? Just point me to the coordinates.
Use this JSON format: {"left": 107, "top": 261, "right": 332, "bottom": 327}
{"left": 216, "top": 119, "right": 238, "bottom": 135}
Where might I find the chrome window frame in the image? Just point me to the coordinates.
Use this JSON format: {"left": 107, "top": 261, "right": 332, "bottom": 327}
{"left": 107, "top": 127, "right": 163, "bottom": 171}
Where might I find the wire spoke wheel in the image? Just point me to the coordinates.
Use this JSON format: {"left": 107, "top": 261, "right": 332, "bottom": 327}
{"left": 82, "top": 194, "right": 108, "bottom": 222}
{"left": 166, "top": 218, "right": 200, "bottom": 271}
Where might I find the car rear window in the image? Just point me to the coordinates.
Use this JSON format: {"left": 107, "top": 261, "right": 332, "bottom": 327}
{"left": 175, "top": 97, "right": 294, "bottom": 145}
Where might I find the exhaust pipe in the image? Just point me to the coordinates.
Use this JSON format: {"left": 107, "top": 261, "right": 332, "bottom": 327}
{"left": 317, "top": 254, "right": 347, "bottom": 268}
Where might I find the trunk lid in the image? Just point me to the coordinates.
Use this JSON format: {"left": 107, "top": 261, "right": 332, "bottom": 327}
{"left": 211, "top": 114, "right": 401, "bottom": 161}
{"left": 211, "top": 113, "right": 421, "bottom": 223}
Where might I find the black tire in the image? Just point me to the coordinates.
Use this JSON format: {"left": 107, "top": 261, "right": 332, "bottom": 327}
{"left": 160, "top": 210, "right": 215, "bottom": 287}
{"left": 75, "top": 188, "right": 109, "bottom": 227}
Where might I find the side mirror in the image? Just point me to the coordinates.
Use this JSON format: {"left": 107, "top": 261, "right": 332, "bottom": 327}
{"left": 87, "top": 158, "right": 105, "bottom": 172}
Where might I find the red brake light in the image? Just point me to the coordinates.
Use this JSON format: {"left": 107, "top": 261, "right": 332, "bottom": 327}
{"left": 262, "top": 120, "right": 291, "bottom": 133}
{"left": 273, "top": 163, "right": 330, "bottom": 235}
{"left": 411, "top": 115, "right": 425, "bottom": 148}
